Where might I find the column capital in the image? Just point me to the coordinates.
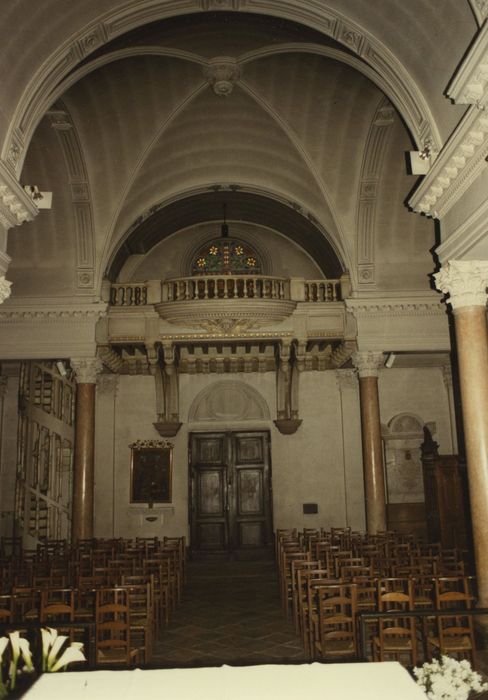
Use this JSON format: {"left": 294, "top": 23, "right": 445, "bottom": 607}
{"left": 71, "top": 357, "right": 103, "bottom": 384}
{"left": 352, "top": 350, "right": 384, "bottom": 378}
{"left": 434, "top": 260, "right": 488, "bottom": 310}
{"left": 0, "top": 276, "right": 12, "bottom": 304}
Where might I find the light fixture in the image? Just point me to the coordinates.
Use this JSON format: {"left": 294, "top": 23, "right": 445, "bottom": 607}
{"left": 384, "top": 353, "right": 395, "bottom": 368}
{"left": 23, "top": 185, "right": 53, "bottom": 209}
{"left": 55, "top": 361, "right": 67, "bottom": 377}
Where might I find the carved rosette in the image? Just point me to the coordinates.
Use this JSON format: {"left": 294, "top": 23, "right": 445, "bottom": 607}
{"left": 434, "top": 260, "right": 488, "bottom": 310}
{"left": 204, "top": 57, "right": 241, "bottom": 96}
{"left": 0, "top": 276, "right": 12, "bottom": 304}
{"left": 71, "top": 357, "right": 103, "bottom": 384}
{"left": 352, "top": 350, "right": 384, "bottom": 378}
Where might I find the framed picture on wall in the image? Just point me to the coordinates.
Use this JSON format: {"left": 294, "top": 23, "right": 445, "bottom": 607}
{"left": 130, "top": 440, "right": 173, "bottom": 504}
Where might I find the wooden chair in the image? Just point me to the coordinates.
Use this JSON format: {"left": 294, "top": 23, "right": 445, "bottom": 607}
{"left": 95, "top": 588, "right": 141, "bottom": 667}
{"left": 427, "top": 584, "right": 476, "bottom": 665}
{"left": 40, "top": 588, "right": 80, "bottom": 643}
{"left": 313, "top": 583, "right": 358, "bottom": 661}
{"left": 373, "top": 584, "right": 417, "bottom": 667}
{"left": 122, "top": 582, "right": 153, "bottom": 664}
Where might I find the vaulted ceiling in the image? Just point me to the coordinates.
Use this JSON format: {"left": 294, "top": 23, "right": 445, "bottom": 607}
{"left": 3, "top": 2, "right": 480, "bottom": 298}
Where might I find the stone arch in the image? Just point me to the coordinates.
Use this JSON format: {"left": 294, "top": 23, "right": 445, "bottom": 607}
{"left": 188, "top": 380, "right": 270, "bottom": 423}
{"left": 3, "top": 1, "right": 442, "bottom": 175}
{"left": 382, "top": 412, "right": 428, "bottom": 508}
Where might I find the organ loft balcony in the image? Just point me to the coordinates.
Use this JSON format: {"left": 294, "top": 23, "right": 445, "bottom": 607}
{"left": 103, "top": 273, "right": 353, "bottom": 341}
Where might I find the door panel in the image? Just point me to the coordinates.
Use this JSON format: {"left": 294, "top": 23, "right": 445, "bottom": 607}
{"left": 190, "top": 431, "right": 272, "bottom": 552}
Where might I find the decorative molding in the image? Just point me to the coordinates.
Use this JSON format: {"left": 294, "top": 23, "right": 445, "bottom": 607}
{"left": 46, "top": 108, "right": 73, "bottom": 131}
{"left": 0, "top": 302, "right": 107, "bottom": 322}
{"left": 47, "top": 101, "right": 95, "bottom": 291}
{"left": 0, "top": 160, "right": 38, "bottom": 230}
{"left": 346, "top": 296, "right": 445, "bottom": 317}
{"left": 330, "top": 340, "right": 356, "bottom": 368}
{"left": 98, "top": 345, "right": 124, "bottom": 373}
{"left": 409, "top": 105, "right": 488, "bottom": 219}
{"left": 447, "top": 20, "right": 488, "bottom": 104}
{"left": 70, "top": 357, "right": 103, "bottom": 384}
{"left": 435, "top": 196, "right": 488, "bottom": 263}
{"left": 273, "top": 418, "right": 302, "bottom": 434}
{"left": 155, "top": 298, "right": 297, "bottom": 331}
{"left": 434, "top": 259, "right": 488, "bottom": 309}
{"left": 204, "top": 57, "right": 241, "bottom": 96}
{"left": 356, "top": 98, "right": 395, "bottom": 287}
{"left": 129, "top": 439, "right": 174, "bottom": 449}
{"left": 0, "top": 276, "right": 12, "bottom": 304}
{"left": 199, "top": 0, "right": 244, "bottom": 8}
{"left": 351, "top": 350, "right": 384, "bottom": 378}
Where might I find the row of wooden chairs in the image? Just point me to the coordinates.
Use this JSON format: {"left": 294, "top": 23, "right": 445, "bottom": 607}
{"left": 276, "top": 528, "right": 477, "bottom": 668}
{"left": 0, "top": 536, "right": 187, "bottom": 667}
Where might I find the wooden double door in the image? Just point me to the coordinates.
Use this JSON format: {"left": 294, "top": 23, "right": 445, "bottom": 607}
{"left": 189, "top": 431, "right": 273, "bottom": 553}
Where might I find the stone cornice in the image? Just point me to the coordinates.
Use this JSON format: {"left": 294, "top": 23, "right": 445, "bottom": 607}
{"left": 0, "top": 161, "right": 38, "bottom": 230}
{"left": 435, "top": 196, "right": 488, "bottom": 263}
{"left": 408, "top": 105, "right": 488, "bottom": 219}
{"left": 346, "top": 296, "right": 445, "bottom": 318}
{"left": 447, "top": 21, "right": 488, "bottom": 105}
{"left": 434, "top": 259, "right": 488, "bottom": 309}
{"left": 0, "top": 301, "right": 107, "bottom": 322}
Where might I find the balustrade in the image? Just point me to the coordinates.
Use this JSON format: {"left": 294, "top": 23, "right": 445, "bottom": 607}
{"left": 162, "top": 275, "right": 289, "bottom": 302}
{"left": 304, "top": 280, "right": 341, "bottom": 302}
{"left": 110, "top": 284, "right": 148, "bottom": 307}
{"left": 109, "top": 277, "right": 344, "bottom": 306}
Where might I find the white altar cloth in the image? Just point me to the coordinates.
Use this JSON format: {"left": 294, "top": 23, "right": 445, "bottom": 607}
{"left": 23, "top": 662, "right": 427, "bottom": 699}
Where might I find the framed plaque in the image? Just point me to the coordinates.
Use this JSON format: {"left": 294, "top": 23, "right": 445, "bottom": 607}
{"left": 130, "top": 440, "right": 173, "bottom": 504}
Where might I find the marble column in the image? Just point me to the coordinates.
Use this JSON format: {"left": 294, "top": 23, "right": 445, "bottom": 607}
{"left": 71, "top": 357, "right": 102, "bottom": 542}
{"left": 352, "top": 351, "right": 387, "bottom": 534}
{"left": 435, "top": 260, "right": 488, "bottom": 605}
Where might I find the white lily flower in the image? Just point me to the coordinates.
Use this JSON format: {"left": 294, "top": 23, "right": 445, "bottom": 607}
{"left": 47, "top": 634, "right": 68, "bottom": 670}
{"left": 17, "top": 636, "right": 34, "bottom": 672}
{"left": 49, "top": 646, "right": 86, "bottom": 673}
{"left": 0, "top": 637, "right": 8, "bottom": 660}
{"left": 8, "top": 631, "right": 20, "bottom": 661}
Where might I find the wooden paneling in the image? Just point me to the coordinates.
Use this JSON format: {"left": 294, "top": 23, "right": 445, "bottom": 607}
{"left": 190, "top": 431, "right": 272, "bottom": 553}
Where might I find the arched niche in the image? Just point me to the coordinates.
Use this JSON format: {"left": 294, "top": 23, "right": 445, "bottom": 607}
{"left": 188, "top": 380, "right": 270, "bottom": 424}
{"left": 382, "top": 412, "right": 430, "bottom": 504}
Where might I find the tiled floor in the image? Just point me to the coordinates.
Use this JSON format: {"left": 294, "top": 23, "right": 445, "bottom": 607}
{"left": 152, "top": 559, "right": 308, "bottom": 668}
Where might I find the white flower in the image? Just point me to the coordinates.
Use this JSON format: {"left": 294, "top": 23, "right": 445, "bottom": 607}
{"left": 40, "top": 627, "right": 86, "bottom": 672}
{"left": 50, "top": 646, "right": 86, "bottom": 672}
